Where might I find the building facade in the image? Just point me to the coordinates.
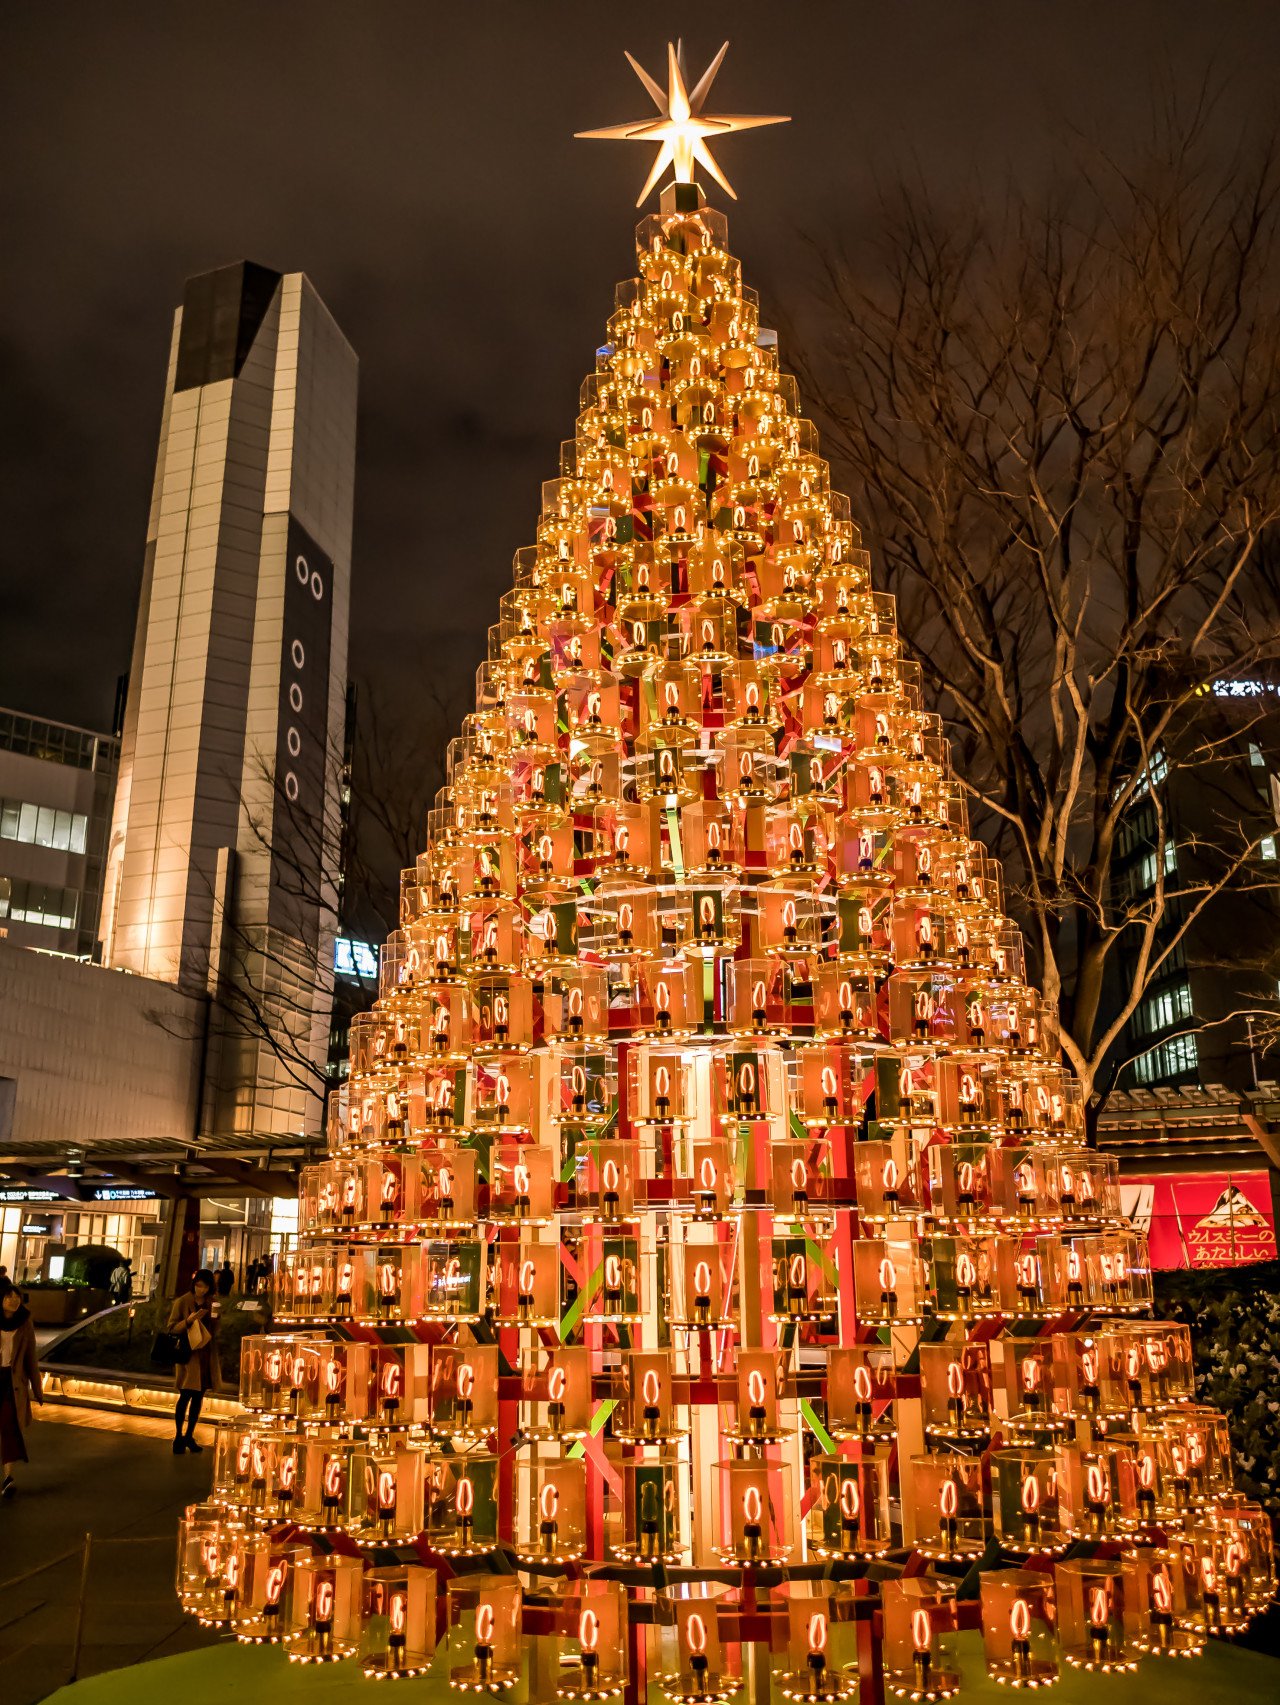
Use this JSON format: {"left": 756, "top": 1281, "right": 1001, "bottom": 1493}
{"left": 1109, "top": 682, "right": 1280, "bottom": 1090}
{"left": 0, "top": 707, "right": 120, "bottom": 958}
{"left": 100, "top": 260, "right": 358, "bottom": 1144}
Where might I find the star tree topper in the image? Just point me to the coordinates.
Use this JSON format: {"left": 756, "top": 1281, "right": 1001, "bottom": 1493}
{"left": 577, "top": 40, "right": 789, "bottom": 206}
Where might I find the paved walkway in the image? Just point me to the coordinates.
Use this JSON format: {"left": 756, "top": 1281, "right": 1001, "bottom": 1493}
{"left": 0, "top": 1405, "right": 219, "bottom": 1705}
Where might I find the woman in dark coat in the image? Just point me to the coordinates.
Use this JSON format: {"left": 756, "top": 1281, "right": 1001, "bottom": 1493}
{"left": 1, "top": 1286, "right": 43, "bottom": 1496}
{"left": 167, "top": 1268, "right": 223, "bottom": 1454}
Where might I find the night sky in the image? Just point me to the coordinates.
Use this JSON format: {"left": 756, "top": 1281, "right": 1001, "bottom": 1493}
{"left": 4, "top": 1, "right": 1279, "bottom": 734}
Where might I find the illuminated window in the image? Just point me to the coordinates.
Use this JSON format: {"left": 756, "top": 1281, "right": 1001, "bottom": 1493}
{"left": 1132, "top": 1031, "right": 1199, "bottom": 1085}
{"left": 1137, "top": 982, "right": 1193, "bottom": 1035}
{"left": 0, "top": 878, "right": 80, "bottom": 930}
{"left": 1163, "top": 839, "right": 1177, "bottom": 874}
{"left": 0, "top": 797, "right": 89, "bottom": 854}
{"left": 1261, "top": 835, "right": 1277, "bottom": 861}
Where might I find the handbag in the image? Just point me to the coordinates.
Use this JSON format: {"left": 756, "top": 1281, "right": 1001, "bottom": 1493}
{"left": 150, "top": 1329, "right": 192, "bottom": 1369}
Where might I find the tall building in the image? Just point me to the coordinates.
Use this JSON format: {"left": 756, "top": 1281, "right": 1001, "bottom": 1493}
{"left": 100, "top": 261, "right": 358, "bottom": 1143}
{"left": 1109, "top": 681, "right": 1280, "bottom": 1090}
{"left": 0, "top": 706, "right": 120, "bottom": 958}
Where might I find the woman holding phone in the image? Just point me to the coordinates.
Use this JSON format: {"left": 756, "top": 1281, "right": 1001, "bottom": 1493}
{"left": 167, "top": 1267, "right": 222, "bottom": 1454}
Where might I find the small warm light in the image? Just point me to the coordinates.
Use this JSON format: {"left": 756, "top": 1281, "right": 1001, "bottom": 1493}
{"left": 912, "top": 1609, "right": 933, "bottom": 1654}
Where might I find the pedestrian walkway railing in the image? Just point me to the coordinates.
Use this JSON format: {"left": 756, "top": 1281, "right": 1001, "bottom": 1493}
{"left": 1, "top": 1531, "right": 175, "bottom": 1686}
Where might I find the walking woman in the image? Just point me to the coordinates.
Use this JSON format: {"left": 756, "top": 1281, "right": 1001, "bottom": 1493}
{"left": 167, "top": 1268, "right": 222, "bottom": 1454}
{"left": 1, "top": 1284, "right": 43, "bottom": 1497}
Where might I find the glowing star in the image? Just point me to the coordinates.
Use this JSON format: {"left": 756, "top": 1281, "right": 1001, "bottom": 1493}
{"left": 576, "top": 40, "right": 788, "bottom": 206}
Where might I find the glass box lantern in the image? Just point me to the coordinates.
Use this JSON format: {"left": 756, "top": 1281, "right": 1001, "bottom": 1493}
{"left": 906, "top": 1455, "right": 986, "bottom": 1562}
{"left": 490, "top": 1140, "right": 558, "bottom": 1224}
{"left": 615, "top": 1455, "right": 686, "bottom": 1565}
{"left": 997, "top": 1338, "right": 1063, "bottom": 1438}
{"left": 292, "top": 1435, "right": 361, "bottom": 1532}
{"left": 429, "top": 1343, "right": 499, "bottom": 1442}
{"left": 979, "top": 1569, "right": 1058, "bottom": 1689}
{"left": 539, "top": 963, "right": 609, "bottom": 1043}
{"left": 548, "top": 1579, "right": 630, "bottom": 1701}
{"left": 361, "top": 1565, "right": 438, "bottom": 1679}
{"left": 176, "top": 1502, "right": 230, "bottom": 1626}
{"left": 711, "top": 1044, "right": 787, "bottom": 1124}
{"left": 1119, "top": 1320, "right": 1194, "bottom": 1409}
{"left": 446, "top": 1574, "right": 523, "bottom": 1692}
{"left": 1120, "top": 1548, "right": 1205, "bottom": 1659}
{"left": 1074, "top": 1230, "right": 1152, "bottom": 1313}
{"left": 1056, "top": 1441, "right": 1135, "bottom": 1541}
{"left": 880, "top": 1578, "right": 960, "bottom": 1702}
{"left": 1156, "top": 1405, "right": 1234, "bottom": 1511}
{"left": 725, "top": 1348, "right": 787, "bottom": 1445}
{"left": 299, "top": 1339, "right": 374, "bottom": 1425}
{"left": 679, "top": 1135, "right": 739, "bottom": 1220}
{"left": 520, "top": 1346, "right": 594, "bottom": 1442}
{"left": 769, "top": 1135, "right": 836, "bottom": 1225}
{"left": 918, "top": 1340, "right": 993, "bottom": 1442}
{"left": 724, "top": 954, "right": 804, "bottom": 1038}
{"left": 853, "top": 1135, "right": 923, "bottom": 1223}
{"left": 999, "top": 1235, "right": 1069, "bottom": 1320}
{"left": 811, "top": 961, "right": 879, "bottom": 1043}
{"left": 851, "top": 1238, "right": 929, "bottom": 1325}
{"left": 613, "top": 1349, "right": 684, "bottom": 1444}
{"left": 923, "top": 1142, "right": 996, "bottom": 1227}
{"left": 653, "top": 1582, "right": 741, "bottom": 1704}
{"left": 417, "top": 1147, "right": 479, "bottom": 1231}
{"left": 351, "top": 1443, "right": 427, "bottom": 1547}
{"left": 427, "top": 1454, "right": 500, "bottom": 1558}
{"left": 1052, "top": 1331, "right": 1130, "bottom": 1429}
{"left": 927, "top": 1234, "right": 1002, "bottom": 1322}
{"left": 768, "top": 1580, "right": 856, "bottom": 1703}
{"left": 239, "top": 1333, "right": 328, "bottom": 1416}
{"left": 805, "top": 1450, "right": 893, "bottom": 1559}
{"left": 715, "top": 1457, "right": 793, "bottom": 1564}
{"left": 770, "top": 1233, "right": 839, "bottom": 1323}
{"left": 1191, "top": 1523, "right": 1256, "bottom": 1634}
{"left": 579, "top": 1139, "right": 639, "bottom": 1225}
{"left": 230, "top": 1537, "right": 308, "bottom": 1645}
{"left": 286, "top": 1552, "right": 365, "bottom": 1664}
{"left": 370, "top": 1342, "right": 421, "bottom": 1428}
{"left": 514, "top": 1457, "right": 588, "bottom": 1564}
{"left": 825, "top": 1345, "right": 896, "bottom": 1441}
{"left": 494, "top": 1238, "right": 561, "bottom": 1328}
{"left": 991, "top": 1448, "right": 1066, "bottom": 1555}
{"left": 213, "top": 1421, "right": 285, "bottom": 1518}
{"left": 583, "top": 1234, "right": 644, "bottom": 1324}
{"left": 1054, "top": 1559, "right": 1137, "bottom": 1674}
{"left": 670, "top": 1236, "right": 736, "bottom": 1331}
{"left": 1205, "top": 1495, "right": 1277, "bottom": 1614}
{"left": 629, "top": 1046, "right": 697, "bottom": 1128}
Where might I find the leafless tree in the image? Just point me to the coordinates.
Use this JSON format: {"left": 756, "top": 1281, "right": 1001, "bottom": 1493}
{"left": 794, "top": 102, "right": 1280, "bottom": 1122}
{"left": 182, "top": 681, "right": 462, "bottom": 1115}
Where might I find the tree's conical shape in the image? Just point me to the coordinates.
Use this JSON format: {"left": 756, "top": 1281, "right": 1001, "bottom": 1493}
{"left": 178, "top": 190, "right": 1272, "bottom": 1692}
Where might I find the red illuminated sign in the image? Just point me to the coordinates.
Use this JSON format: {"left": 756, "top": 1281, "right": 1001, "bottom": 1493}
{"left": 1121, "top": 1171, "right": 1277, "bottom": 1269}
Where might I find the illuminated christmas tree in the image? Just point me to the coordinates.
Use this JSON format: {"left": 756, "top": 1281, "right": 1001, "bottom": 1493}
{"left": 178, "top": 41, "right": 1275, "bottom": 1700}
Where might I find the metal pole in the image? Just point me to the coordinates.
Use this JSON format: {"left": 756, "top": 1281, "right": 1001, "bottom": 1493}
{"left": 69, "top": 1531, "right": 93, "bottom": 1682}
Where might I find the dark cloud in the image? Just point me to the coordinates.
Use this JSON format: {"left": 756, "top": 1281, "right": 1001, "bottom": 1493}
{"left": 2, "top": 1, "right": 1278, "bottom": 729}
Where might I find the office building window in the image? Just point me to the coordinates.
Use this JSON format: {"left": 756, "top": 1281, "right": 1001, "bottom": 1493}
{"left": 1260, "top": 834, "right": 1277, "bottom": 861}
{"left": 1249, "top": 741, "right": 1266, "bottom": 768}
{"left": 1117, "top": 748, "right": 1168, "bottom": 803}
{"left": 1136, "top": 981, "right": 1193, "bottom": 1037}
{"left": 1163, "top": 838, "right": 1177, "bottom": 874}
{"left": 1132, "top": 1031, "right": 1199, "bottom": 1085}
{"left": 0, "top": 877, "right": 80, "bottom": 930}
{"left": 0, "top": 797, "right": 89, "bottom": 854}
